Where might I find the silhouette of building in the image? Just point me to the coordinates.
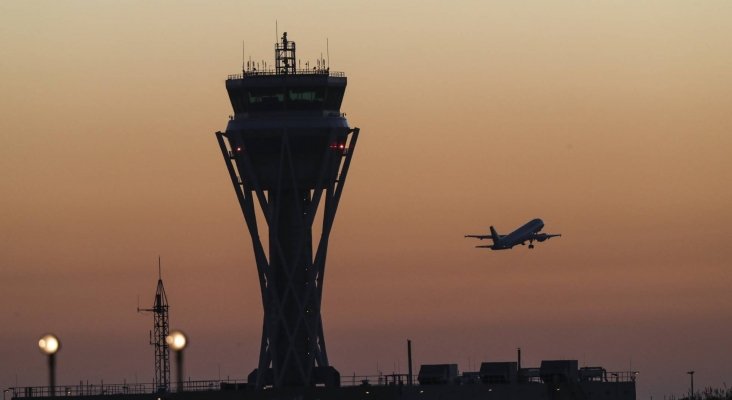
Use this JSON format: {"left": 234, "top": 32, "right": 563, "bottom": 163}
{"left": 6, "top": 357, "right": 637, "bottom": 400}
{"left": 215, "top": 32, "right": 358, "bottom": 388}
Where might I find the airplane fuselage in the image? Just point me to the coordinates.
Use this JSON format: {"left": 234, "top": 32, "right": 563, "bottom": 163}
{"left": 492, "top": 218, "right": 544, "bottom": 250}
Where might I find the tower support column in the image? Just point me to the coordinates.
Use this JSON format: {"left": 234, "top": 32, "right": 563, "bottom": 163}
{"left": 216, "top": 128, "right": 358, "bottom": 388}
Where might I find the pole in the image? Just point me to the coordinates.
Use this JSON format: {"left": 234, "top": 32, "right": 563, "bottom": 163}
{"left": 48, "top": 354, "right": 56, "bottom": 397}
{"left": 175, "top": 351, "right": 184, "bottom": 392}
{"left": 691, "top": 374, "right": 694, "bottom": 400}
{"left": 688, "top": 371, "right": 695, "bottom": 400}
{"left": 407, "top": 340, "right": 413, "bottom": 386}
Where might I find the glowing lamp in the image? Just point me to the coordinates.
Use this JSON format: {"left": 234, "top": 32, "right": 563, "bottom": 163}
{"left": 166, "top": 330, "right": 187, "bottom": 351}
{"left": 39, "top": 333, "right": 61, "bottom": 396}
{"left": 38, "top": 334, "right": 60, "bottom": 355}
{"left": 166, "top": 330, "right": 188, "bottom": 392}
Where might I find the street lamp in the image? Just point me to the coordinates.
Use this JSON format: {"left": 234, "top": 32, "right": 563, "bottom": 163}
{"left": 166, "top": 330, "right": 188, "bottom": 392}
{"left": 687, "top": 371, "right": 695, "bottom": 400}
{"left": 38, "top": 334, "right": 61, "bottom": 397}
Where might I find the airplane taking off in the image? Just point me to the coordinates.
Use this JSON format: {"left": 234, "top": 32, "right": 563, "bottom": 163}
{"left": 465, "top": 218, "right": 561, "bottom": 250}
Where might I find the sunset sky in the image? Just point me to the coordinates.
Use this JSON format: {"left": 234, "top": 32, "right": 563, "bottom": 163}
{"left": 1, "top": 1, "right": 731, "bottom": 399}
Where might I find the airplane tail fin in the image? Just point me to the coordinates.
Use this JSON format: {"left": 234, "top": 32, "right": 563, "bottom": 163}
{"left": 489, "top": 226, "right": 500, "bottom": 243}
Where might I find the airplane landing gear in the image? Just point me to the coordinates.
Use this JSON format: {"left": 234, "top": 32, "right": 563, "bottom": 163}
{"left": 528, "top": 244, "right": 535, "bottom": 249}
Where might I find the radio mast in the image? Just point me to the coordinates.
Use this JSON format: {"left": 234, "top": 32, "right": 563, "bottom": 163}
{"left": 138, "top": 259, "right": 170, "bottom": 392}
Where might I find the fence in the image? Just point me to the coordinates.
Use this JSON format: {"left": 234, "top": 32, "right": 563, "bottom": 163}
{"left": 6, "top": 371, "right": 637, "bottom": 398}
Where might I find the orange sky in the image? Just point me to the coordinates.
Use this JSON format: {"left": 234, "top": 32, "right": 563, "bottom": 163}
{"left": 1, "top": 1, "right": 731, "bottom": 398}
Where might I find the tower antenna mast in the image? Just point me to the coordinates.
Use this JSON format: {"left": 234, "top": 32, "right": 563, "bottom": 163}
{"left": 138, "top": 257, "right": 170, "bottom": 392}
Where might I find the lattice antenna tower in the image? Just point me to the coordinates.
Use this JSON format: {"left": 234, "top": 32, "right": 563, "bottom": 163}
{"left": 275, "top": 32, "right": 296, "bottom": 74}
{"left": 138, "top": 258, "right": 170, "bottom": 392}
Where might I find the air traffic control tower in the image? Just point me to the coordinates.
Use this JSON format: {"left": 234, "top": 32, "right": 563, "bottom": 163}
{"left": 215, "top": 33, "right": 359, "bottom": 389}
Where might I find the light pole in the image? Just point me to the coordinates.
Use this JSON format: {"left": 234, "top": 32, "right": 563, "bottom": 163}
{"left": 38, "top": 334, "right": 61, "bottom": 397}
{"left": 687, "top": 371, "right": 695, "bottom": 400}
{"left": 4, "top": 388, "right": 11, "bottom": 400}
{"left": 166, "top": 330, "right": 188, "bottom": 392}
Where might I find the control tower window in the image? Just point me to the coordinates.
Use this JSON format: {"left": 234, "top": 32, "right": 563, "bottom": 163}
{"left": 249, "top": 91, "right": 285, "bottom": 104}
{"left": 289, "top": 90, "right": 319, "bottom": 102}
{"left": 246, "top": 88, "right": 285, "bottom": 111}
{"left": 288, "top": 89, "right": 325, "bottom": 110}
{"left": 235, "top": 85, "right": 344, "bottom": 113}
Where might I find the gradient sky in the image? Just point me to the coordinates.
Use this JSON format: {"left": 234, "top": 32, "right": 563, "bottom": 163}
{"left": 1, "top": 1, "right": 731, "bottom": 399}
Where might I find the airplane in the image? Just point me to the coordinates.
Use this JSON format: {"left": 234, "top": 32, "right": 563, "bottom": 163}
{"left": 465, "top": 218, "right": 561, "bottom": 250}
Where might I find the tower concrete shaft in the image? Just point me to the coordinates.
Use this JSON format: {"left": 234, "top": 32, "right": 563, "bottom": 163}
{"left": 216, "top": 33, "right": 358, "bottom": 388}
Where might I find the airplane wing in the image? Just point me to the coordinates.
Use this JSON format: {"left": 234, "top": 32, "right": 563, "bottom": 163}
{"left": 532, "top": 233, "right": 561, "bottom": 242}
{"left": 464, "top": 234, "right": 491, "bottom": 240}
{"left": 465, "top": 234, "right": 507, "bottom": 240}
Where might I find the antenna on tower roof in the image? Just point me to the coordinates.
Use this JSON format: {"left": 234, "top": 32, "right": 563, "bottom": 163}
{"left": 326, "top": 38, "right": 330, "bottom": 70}
{"left": 242, "top": 41, "right": 246, "bottom": 73}
{"left": 158, "top": 256, "right": 162, "bottom": 280}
